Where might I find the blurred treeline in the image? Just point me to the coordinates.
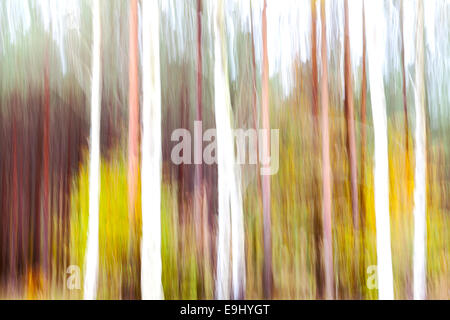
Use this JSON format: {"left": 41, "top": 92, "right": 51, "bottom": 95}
{"left": 0, "top": 0, "right": 448, "bottom": 299}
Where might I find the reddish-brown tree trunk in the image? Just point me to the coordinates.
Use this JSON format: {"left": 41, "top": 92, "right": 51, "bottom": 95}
{"left": 261, "top": 0, "right": 273, "bottom": 299}
{"left": 250, "top": 0, "right": 261, "bottom": 196}
{"left": 344, "top": 0, "right": 360, "bottom": 298}
{"left": 195, "top": 0, "right": 209, "bottom": 298}
{"left": 310, "top": 0, "right": 324, "bottom": 299}
{"left": 359, "top": 0, "right": 368, "bottom": 299}
{"left": 344, "top": 0, "right": 359, "bottom": 231}
{"left": 128, "top": 0, "right": 139, "bottom": 221}
{"left": 320, "top": 0, "right": 334, "bottom": 300}
{"left": 43, "top": 37, "right": 50, "bottom": 280}
{"left": 126, "top": 0, "right": 140, "bottom": 299}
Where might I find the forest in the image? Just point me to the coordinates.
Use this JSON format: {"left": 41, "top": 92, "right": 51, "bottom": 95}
{"left": 0, "top": 0, "right": 448, "bottom": 300}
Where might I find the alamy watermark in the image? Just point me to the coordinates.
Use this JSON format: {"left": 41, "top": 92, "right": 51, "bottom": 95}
{"left": 366, "top": 265, "right": 378, "bottom": 290}
{"left": 66, "top": 265, "right": 81, "bottom": 290}
{"left": 170, "top": 121, "right": 279, "bottom": 175}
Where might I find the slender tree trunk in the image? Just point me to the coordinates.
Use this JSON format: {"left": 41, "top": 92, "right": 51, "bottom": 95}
{"left": 344, "top": 0, "right": 359, "bottom": 230}
{"left": 413, "top": 0, "right": 426, "bottom": 301}
{"left": 310, "top": 0, "right": 323, "bottom": 299}
{"left": 400, "top": 0, "right": 409, "bottom": 154}
{"left": 194, "top": 0, "right": 208, "bottom": 297}
{"left": 359, "top": 0, "right": 367, "bottom": 299}
{"left": 214, "top": 0, "right": 246, "bottom": 299}
{"left": 261, "top": 0, "right": 273, "bottom": 299}
{"left": 250, "top": 0, "right": 262, "bottom": 195}
{"left": 310, "top": 0, "right": 319, "bottom": 119}
{"left": 128, "top": 0, "right": 139, "bottom": 239}
{"left": 126, "top": 0, "right": 140, "bottom": 299}
{"left": 83, "top": 0, "right": 101, "bottom": 300}
{"left": 320, "top": 0, "right": 334, "bottom": 300}
{"left": 364, "top": 1, "right": 394, "bottom": 300}
{"left": 43, "top": 33, "right": 50, "bottom": 282}
{"left": 344, "top": 0, "right": 360, "bottom": 298}
{"left": 141, "top": 0, "right": 164, "bottom": 300}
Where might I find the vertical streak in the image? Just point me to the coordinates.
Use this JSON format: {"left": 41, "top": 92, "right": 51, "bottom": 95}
{"left": 400, "top": 0, "right": 410, "bottom": 154}
{"left": 128, "top": 0, "right": 139, "bottom": 226}
{"left": 344, "top": 0, "right": 359, "bottom": 231}
{"left": 214, "top": 0, "right": 231, "bottom": 299}
{"left": 413, "top": 0, "right": 426, "bottom": 301}
{"left": 214, "top": 0, "right": 245, "bottom": 299}
{"left": 261, "top": 0, "right": 272, "bottom": 299}
{"left": 320, "top": 0, "right": 334, "bottom": 300}
{"left": 364, "top": 1, "right": 394, "bottom": 300}
{"left": 84, "top": 0, "right": 101, "bottom": 300}
{"left": 359, "top": 0, "right": 368, "bottom": 298}
{"left": 141, "top": 0, "right": 164, "bottom": 300}
{"left": 310, "top": 0, "right": 323, "bottom": 299}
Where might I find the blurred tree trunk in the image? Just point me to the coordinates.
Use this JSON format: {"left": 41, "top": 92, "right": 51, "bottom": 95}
{"left": 320, "top": 0, "right": 334, "bottom": 300}
{"left": 128, "top": 0, "right": 139, "bottom": 236}
{"left": 126, "top": 0, "right": 140, "bottom": 299}
{"left": 43, "top": 33, "right": 50, "bottom": 282}
{"left": 344, "top": 0, "right": 360, "bottom": 298}
{"left": 261, "top": 0, "right": 273, "bottom": 299}
{"left": 344, "top": 0, "right": 359, "bottom": 231}
{"left": 194, "top": 0, "right": 209, "bottom": 297}
{"left": 250, "top": 0, "right": 261, "bottom": 196}
{"left": 413, "top": 0, "right": 426, "bottom": 301}
{"left": 214, "top": 0, "right": 245, "bottom": 299}
{"left": 359, "top": 0, "right": 367, "bottom": 299}
{"left": 400, "top": 0, "right": 409, "bottom": 154}
{"left": 364, "top": 1, "right": 394, "bottom": 300}
{"left": 84, "top": 0, "right": 101, "bottom": 300}
{"left": 310, "top": 0, "right": 323, "bottom": 299}
{"left": 141, "top": 0, "right": 164, "bottom": 300}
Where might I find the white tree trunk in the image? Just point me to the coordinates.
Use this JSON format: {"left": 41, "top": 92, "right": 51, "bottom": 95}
{"left": 214, "top": 0, "right": 245, "bottom": 299}
{"left": 83, "top": 0, "right": 101, "bottom": 300}
{"left": 364, "top": 1, "right": 394, "bottom": 300}
{"left": 413, "top": 0, "right": 426, "bottom": 301}
{"left": 141, "top": 0, "right": 164, "bottom": 300}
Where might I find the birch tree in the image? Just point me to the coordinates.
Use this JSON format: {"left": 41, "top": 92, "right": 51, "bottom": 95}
{"left": 320, "top": 0, "right": 333, "bottom": 300}
{"left": 214, "top": 0, "right": 245, "bottom": 300}
{"left": 413, "top": 0, "right": 426, "bottom": 301}
{"left": 141, "top": 0, "right": 164, "bottom": 300}
{"left": 83, "top": 0, "right": 101, "bottom": 300}
{"left": 364, "top": 0, "right": 394, "bottom": 300}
